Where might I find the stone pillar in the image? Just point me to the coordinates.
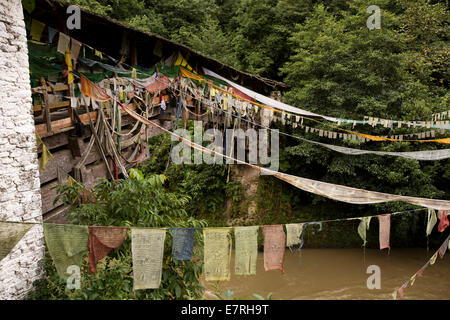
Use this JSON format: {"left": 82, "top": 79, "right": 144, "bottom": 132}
{"left": 0, "top": 0, "right": 45, "bottom": 299}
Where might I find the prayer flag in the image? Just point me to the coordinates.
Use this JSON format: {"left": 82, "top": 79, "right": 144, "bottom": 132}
{"left": 80, "top": 74, "right": 111, "bottom": 102}
{"left": 88, "top": 226, "right": 128, "bottom": 274}
{"left": 57, "top": 32, "right": 70, "bottom": 54}
{"left": 263, "top": 225, "right": 285, "bottom": 273}
{"left": 65, "top": 48, "right": 74, "bottom": 84}
{"left": 203, "top": 228, "right": 232, "bottom": 281}
{"left": 131, "top": 228, "right": 166, "bottom": 290}
{"left": 43, "top": 223, "right": 88, "bottom": 280}
{"left": 234, "top": 226, "right": 259, "bottom": 276}
{"left": 0, "top": 222, "right": 32, "bottom": 262}
{"left": 48, "top": 26, "right": 57, "bottom": 44}
{"left": 438, "top": 211, "right": 449, "bottom": 232}
{"left": 426, "top": 209, "right": 437, "bottom": 236}
{"left": 429, "top": 252, "right": 438, "bottom": 265}
{"left": 30, "top": 19, "right": 45, "bottom": 41}
{"left": 70, "top": 39, "right": 82, "bottom": 62}
{"left": 170, "top": 228, "right": 195, "bottom": 261}
{"left": 285, "top": 223, "right": 304, "bottom": 248}
{"left": 357, "top": 217, "right": 372, "bottom": 247}
{"left": 417, "top": 262, "right": 429, "bottom": 277}
{"left": 410, "top": 274, "right": 417, "bottom": 286}
{"left": 438, "top": 237, "right": 449, "bottom": 259}
{"left": 378, "top": 214, "right": 391, "bottom": 252}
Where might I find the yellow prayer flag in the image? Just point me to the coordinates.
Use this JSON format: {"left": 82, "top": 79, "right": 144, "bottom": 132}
{"left": 30, "top": 19, "right": 46, "bottom": 41}
{"left": 203, "top": 228, "right": 232, "bottom": 281}
{"left": 285, "top": 223, "right": 304, "bottom": 247}
{"left": 65, "top": 48, "right": 74, "bottom": 84}
{"left": 131, "top": 228, "right": 166, "bottom": 290}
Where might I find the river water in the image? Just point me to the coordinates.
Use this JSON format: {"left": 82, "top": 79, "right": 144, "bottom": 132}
{"left": 203, "top": 248, "right": 450, "bottom": 300}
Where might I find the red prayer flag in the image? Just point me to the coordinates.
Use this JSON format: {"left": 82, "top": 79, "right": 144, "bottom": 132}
{"left": 378, "top": 214, "right": 391, "bottom": 252}
{"left": 88, "top": 226, "right": 128, "bottom": 273}
{"left": 438, "top": 211, "right": 449, "bottom": 232}
{"left": 263, "top": 225, "right": 286, "bottom": 273}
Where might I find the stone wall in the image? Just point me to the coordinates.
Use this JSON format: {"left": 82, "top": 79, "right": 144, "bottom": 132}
{"left": 0, "top": 0, "right": 45, "bottom": 299}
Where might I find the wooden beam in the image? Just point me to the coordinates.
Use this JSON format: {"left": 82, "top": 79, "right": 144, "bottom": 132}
{"left": 33, "top": 100, "right": 71, "bottom": 112}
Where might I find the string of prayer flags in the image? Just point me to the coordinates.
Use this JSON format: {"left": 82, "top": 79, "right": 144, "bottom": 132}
{"left": 394, "top": 235, "right": 450, "bottom": 299}
{"left": 234, "top": 226, "right": 259, "bottom": 276}
{"left": 170, "top": 228, "right": 195, "bottom": 261}
{"left": 88, "top": 226, "right": 128, "bottom": 274}
{"left": 437, "top": 210, "right": 449, "bottom": 232}
{"left": 203, "top": 228, "right": 232, "bottom": 281}
{"left": 263, "top": 225, "right": 286, "bottom": 273}
{"left": 57, "top": 32, "right": 70, "bottom": 54}
{"left": 357, "top": 217, "right": 372, "bottom": 247}
{"left": 30, "top": 19, "right": 45, "bottom": 41}
{"left": 0, "top": 222, "right": 32, "bottom": 262}
{"left": 131, "top": 228, "right": 166, "bottom": 290}
{"left": 285, "top": 223, "right": 305, "bottom": 248}
{"left": 426, "top": 209, "right": 437, "bottom": 236}
{"left": 43, "top": 224, "right": 89, "bottom": 280}
{"left": 378, "top": 214, "right": 391, "bottom": 252}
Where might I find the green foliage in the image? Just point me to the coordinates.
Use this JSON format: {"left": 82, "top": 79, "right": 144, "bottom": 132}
{"left": 31, "top": 169, "right": 208, "bottom": 300}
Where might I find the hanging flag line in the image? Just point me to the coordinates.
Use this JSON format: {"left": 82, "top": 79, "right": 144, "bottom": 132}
{"left": 0, "top": 208, "right": 427, "bottom": 229}
{"left": 31, "top": 18, "right": 449, "bottom": 133}
{"left": 111, "top": 95, "right": 450, "bottom": 210}
{"left": 179, "top": 68, "right": 450, "bottom": 144}
{"left": 73, "top": 73, "right": 450, "bottom": 210}
{"left": 393, "top": 233, "right": 450, "bottom": 300}
{"left": 158, "top": 78, "right": 450, "bottom": 161}
{"left": 59, "top": 29, "right": 450, "bottom": 143}
{"left": 201, "top": 67, "right": 450, "bottom": 131}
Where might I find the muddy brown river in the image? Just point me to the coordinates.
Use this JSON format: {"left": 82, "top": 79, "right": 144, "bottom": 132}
{"left": 203, "top": 248, "right": 449, "bottom": 300}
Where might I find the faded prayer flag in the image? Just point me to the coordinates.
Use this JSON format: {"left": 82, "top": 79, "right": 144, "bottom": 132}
{"left": 378, "top": 214, "right": 391, "bottom": 252}
{"left": 438, "top": 211, "right": 449, "bottom": 232}
{"left": 426, "top": 209, "right": 437, "bottom": 236}
{"left": 170, "top": 228, "right": 195, "bottom": 261}
{"left": 203, "top": 228, "right": 232, "bottom": 281}
{"left": 263, "top": 225, "right": 286, "bottom": 273}
{"left": 30, "top": 19, "right": 45, "bottom": 41}
{"left": 131, "top": 228, "right": 166, "bottom": 290}
{"left": 429, "top": 252, "right": 438, "bottom": 265}
{"left": 0, "top": 222, "right": 32, "bottom": 262}
{"left": 88, "top": 226, "right": 128, "bottom": 274}
{"left": 234, "top": 226, "right": 259, "bottom": 276}
{"left": 70, "top": 39, "right": 82, "bottom": 62}
{"left": 357, "top": 217, "right": 372, "bottom": 247}
{"left": 285, "top": 223, "right": 304, "bottom": 248}
{"left": 43, "top": 223, "right": 88, "bottom": 280}
{"left": 438, "top": 237, "right": 449, "bottom": 259}
{"left": 57, "top": 32, "right": 70, "bottom": 54}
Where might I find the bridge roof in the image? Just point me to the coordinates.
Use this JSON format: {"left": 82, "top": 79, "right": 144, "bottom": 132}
{"left": 30, "top": 0, "right": 288, "bottom": 94}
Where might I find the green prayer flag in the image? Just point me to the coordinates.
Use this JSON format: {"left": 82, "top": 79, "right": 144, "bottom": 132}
{"left": 0, "top": 222, "right": 33, "bottom": 262}
{"left": 43, "top": 224, "right": 88, "bottom": 280}
{"left": 203, "top": 228, "right": 232, "bottom": 281}
{"left": 234, "top": 226, "right": 258, "bottom": 276}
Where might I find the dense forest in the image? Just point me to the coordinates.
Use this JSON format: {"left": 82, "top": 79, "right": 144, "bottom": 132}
{"left": 65, "top": 0, "right": 449, "bottom": 247}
